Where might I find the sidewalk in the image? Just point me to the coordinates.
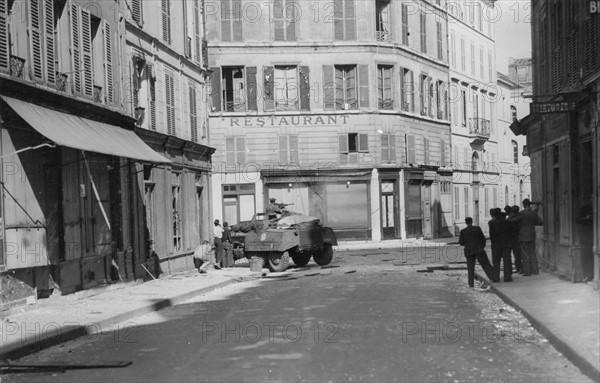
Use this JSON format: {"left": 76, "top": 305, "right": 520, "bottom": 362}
{"left": 476, "top": 269, "right": 600, "bottom": 382}
{"left": 337, "top": 236, "right": 458, "bottom": 251}
{"left": 0, "top": 266, "right": 265, "bottom": 361}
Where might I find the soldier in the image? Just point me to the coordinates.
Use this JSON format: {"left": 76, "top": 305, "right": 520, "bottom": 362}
{"left": 459, "top": 217, "right": 495, "bottom": 288}
{"left": 266, "top": 197, "right": 283, "bottom": 219}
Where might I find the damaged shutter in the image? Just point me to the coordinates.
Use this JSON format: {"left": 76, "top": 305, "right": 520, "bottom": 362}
{"left": 104, "top": 21, "right": 113, "bottom": 103}
{"left": 263, "top": 66, "right": 274, "bottom": 111}
{"left": 299, "top": 65, "right": 310, "bottom": 111}
{"left": 323, "top": 65, "right": 334, "bottom": 110}
{"left": 246, "top": 66, "right": 257, "bottom": 111}
{"left": 358, "top": 65, "right": 369, "bottom": 108}
{"left": 210, "top": 67, "right": 221, "bottom": 112}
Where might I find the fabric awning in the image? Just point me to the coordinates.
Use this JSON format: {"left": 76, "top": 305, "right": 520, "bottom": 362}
{"left": 1, "top": 96, "right": 171, "bottom": 163}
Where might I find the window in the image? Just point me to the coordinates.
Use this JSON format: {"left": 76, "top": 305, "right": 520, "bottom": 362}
{"left": 339, "top": 133, "right": 368, "bottom": 164}
{"left": 450, "top": 31, "right": 456, "bottom": 68}
{"left": 436, "top": 81, "right": 446, "bottom": 120}
{"left": 463, "top": 187, "right": 469, "bottom": 218}
{"left": 129, "top": 0, "right": 143, "bottom": 25}
{"left": 225, "top": 136, "right": 246, "bottom": 167}
{"left": 511, "top": 105, "right": 517, "bottom": 121}
{"left": 512, "top": 141, "right": 518, "bottom": 164}
{"left": 279, "top": 135, "right": 298, "bottom": 164}
{"left": 164, "top": 70, "right": 176, "bottom": 135}
{"left": 222, "top": 66, "right": 246, "bottom": 111}
{"left": 324, "top": 64, "right": 368, "bottom": 110}
{"left": 161, "top": 0, "right": 171, "bottom": 44}
{"left": 91, "top": 15, "right": 113, "bottom": 103}
{"left": 460, "top": 37, "right": 466, "bottom": 71}
{"left": 171, "top": 172, "right": 182, "bottom": 252}
{"left": 132, "top": 57, "right": 156, "bottom": 130}
{"left": 461, "top": 89, "right": 467, "bottom": 126}
{"left": 377, "top": 65, "right": 393, "bottom": 110}
{"left": 423, "top": 137, "right": 430, "bottom": 164}
{"left": 193, "top": 0, "right": 202, "bottom": 63}
{"left": 441, "top": 182, "right": 451, "bottom": 194}
{"left": 436, "top": 21, "right": 443, "bottom": 60}
{"left": 25, "top": 0, "right": 57, "bottom": 85}
{"left": 376, "top": 0, "right": 391, "bottom": 42}
{"left": 400, "top": 68, "right": 414, "bottom": 112}
{"left": 440, "top": 139, "right": 446, "bottom": 166}
{"left": 479, "top": 46, "right": 484, "bottom": 79}
{"left": 274, "top": 0, "right": 296, "bottom": 41}
{"left": 274, "top": 66, "right": 299, "bottom": 111}
{"left": 401, "top": 3, "right": 409, "bottom": 45}
{"left": 405, "top": 134, "right": 416, "bottom": 164}
{"left": 221, "top": 0, "right": 242, "bottom": 41}
{"left": 334, "top": 0, "right": 356, "bottom": 41}
{"left": 189, "top": 82, "right": 198, "bottom": 142}
{"left": 488, "top": 50, "right": 493, "bottom": 82}
{"left": 470, "top": 40, "right": 475, "bottom": 75}
{"left": 223, "top": 184, "right": 256, "bottom": 225}
{"left": 454, "top": 187, "right": 460, "bottom": 220}
{"left": 420, "top": 74, "right": 429, "bottom": 116}
{"left": 419, "top": 11, "right": 426, "bottom": 53}
{"left": 381, "top": 133, "right": 396, "bottom": 163}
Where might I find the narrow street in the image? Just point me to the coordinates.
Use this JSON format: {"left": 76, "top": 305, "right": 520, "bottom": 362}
{"left": 3, "top": 247, "right": 593, "bottom": 382}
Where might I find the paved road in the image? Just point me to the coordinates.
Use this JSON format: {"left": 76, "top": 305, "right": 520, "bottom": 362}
{"left": 3, "top": 247, "right": 592, "bottom": 382}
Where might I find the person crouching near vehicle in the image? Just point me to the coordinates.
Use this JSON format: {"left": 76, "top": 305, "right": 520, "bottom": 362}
{"left": 459, "top": 217, "right": 495, "bottom": 287}
{"left": 193, "top": 240, "right": 220, "bottom": 273}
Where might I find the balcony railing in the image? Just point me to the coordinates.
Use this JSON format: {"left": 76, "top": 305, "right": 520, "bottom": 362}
{"left": 93, "top": 85, "right": 103, "bottom": 104}
{"left": 225, "top": 100, "right": 246, "bottom": 112}
{"left": 378, "top": 98, "right": 394, "bottom": 110}
{"left": 401, "top": 101, "right": 410, "bottom": 112}
{"left": 468, "top": 117, "right": 491, "bottom": 137}
{"left": 275, "top": 100, "right": 299, "bottom": 111}
{"left": 10, "top": 55, "right": 25, "bottom": 78}
{"left": 376, "top": 30, "right": 391, "bottom": 42}
{"left": 56, "top": 72, "right": 68, "bottom": 92}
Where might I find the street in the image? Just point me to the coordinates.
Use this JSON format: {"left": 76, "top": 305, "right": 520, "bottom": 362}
{"left": 3, "top": 246, "right": 593, "bottom": 382}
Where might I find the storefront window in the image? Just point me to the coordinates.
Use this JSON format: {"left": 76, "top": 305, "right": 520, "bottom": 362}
{"left": 326, "top": 183, "right": 369, "bottom": 229}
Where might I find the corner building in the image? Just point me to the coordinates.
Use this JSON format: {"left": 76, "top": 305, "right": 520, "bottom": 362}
{"left": 206, "top": 0, "right": 453, "bottom": 241}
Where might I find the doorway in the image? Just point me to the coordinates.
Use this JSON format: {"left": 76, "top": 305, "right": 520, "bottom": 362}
{"left": 381, "top": 180, "right": 398, "bottom": 239}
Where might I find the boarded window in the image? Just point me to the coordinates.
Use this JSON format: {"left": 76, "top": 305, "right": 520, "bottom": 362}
{"left": 334, "top": 0, "right": 355, "bottom": 41}
{"left": 279, "top": 135, "right": 299, "bottom": 164}
{"left": 405, "top": 134, "right": 415, "bottom": 164}
{"left": 221, "top": 0, "right": 242, "bottom": 41}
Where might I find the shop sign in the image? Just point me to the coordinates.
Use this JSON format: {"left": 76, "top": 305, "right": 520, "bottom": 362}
{"left": 591, "top": 1, "right": 600, "bottom": 14}
{"left": 530, "top": 101, "right": 577, "bottom": 114}
{"left": 227, "top": 115, "right": 350, "bottom": 127}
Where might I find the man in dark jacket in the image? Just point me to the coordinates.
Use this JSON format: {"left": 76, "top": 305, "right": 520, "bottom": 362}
{"left": 508, "top": 205, "right": 523, "bottom": 273}
{"left": 488, "top": 208, "right": 513, "bottom": 282}
{"left": 508, "top": 199, "right": 544, "bottom": 276}
{"left": 459, "top": 217, "right": 495, "bottom": 287}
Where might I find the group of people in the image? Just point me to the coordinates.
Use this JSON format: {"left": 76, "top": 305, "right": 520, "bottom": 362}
{"left": 193, "top": 219, "right": 235, "bottom": 273}
{"left": 459, "top": 198, "right": 544, "bottom": 288}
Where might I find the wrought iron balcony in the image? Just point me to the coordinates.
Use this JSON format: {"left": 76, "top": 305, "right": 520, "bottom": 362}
{"left": 468, "top": 117, "right": 491, "bottom": 145}
{"left": 401, "top": 101, "right": 410, "bottom": 112}
{"left": 56, "top": 72, "right": 68, "bottom": 92}
{"left": 378, "top": 98, "right": 394, "bottom": 110}
{"left": 10, "top": 55, "right": 25, "bottom": 78}
{"left": 93, "top": 85, "right": 103, "bottom": 104}
{"left": 376, "top": 31, "right": 391, "bottom": 42}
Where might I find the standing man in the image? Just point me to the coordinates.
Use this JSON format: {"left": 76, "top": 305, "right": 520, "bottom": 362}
{"left": 509, "top": 205, "right": 523, "bottom": 273}
{"left": 489, "top": 208, "right": 513, "bottom": 282}
{"left": 222, "top": 221, "right": 234, "bottom": 268}
{"left": 459, "top": 217, "right": 495, "bottom": 287}
{"left": 213, "top": 219, "right": 224, "bottom": 267}
{"left": 508, "top": 199, "right": 544, "bottom": 276}
{"left": 266, "top": 198, "right": 282, "bottom": 219}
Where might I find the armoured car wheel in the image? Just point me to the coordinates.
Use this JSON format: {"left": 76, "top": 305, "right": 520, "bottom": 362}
{"left": 313, "top": 244, "right": 333, "bottom": 266}
{"left": 292, "top": 253, "right": 311, "bottom": 267}
{"left": 267, "top": 251, "right": 290, "bottom": 272}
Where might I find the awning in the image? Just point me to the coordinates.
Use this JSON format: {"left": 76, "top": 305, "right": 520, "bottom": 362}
{"left": 1, "top": 96, "right": 171, "bottom": 163}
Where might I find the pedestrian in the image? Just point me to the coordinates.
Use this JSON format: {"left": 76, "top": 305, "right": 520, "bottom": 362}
{"left": 507, "top": 205, "right": 523, "bottom": 273}
{"left": 213, "top": 219, "right": 224, "bottom": 267}
{"left": 488, "top": 208, "right": 513, "bottom": 282}
{"left": 193, "top": 240, "right": 219, "bottom": 273}
{"left": 222, "top": 221, "right": 234, "bottom": 268}
{"left": 508, "top": 199, "right": 543, "bottom": 276}
{"left": 459, "top": 217, "right": 495, "bottom": 288}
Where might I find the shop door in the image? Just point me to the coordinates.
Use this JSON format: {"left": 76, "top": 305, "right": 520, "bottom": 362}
{"left": 381, "top": 180, "right": 397, "bottom": 239}
{"left": 422, "top": 185, "right": 432, "bottom": 239}
{"left": 405, "top": 182, "right": 422, "bottom": 238}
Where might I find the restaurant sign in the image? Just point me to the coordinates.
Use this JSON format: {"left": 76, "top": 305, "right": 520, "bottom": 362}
{"left": 530, "top": 101, "right": 577, "bottom": 115}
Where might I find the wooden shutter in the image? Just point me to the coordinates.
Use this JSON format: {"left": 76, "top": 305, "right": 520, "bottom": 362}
{"left": 232, "top": 0, "right": 242, "bottom": 41}
{"left": 29, "top": 0, "right": 43, "bottom": 81}
{"left": 358, "top": 133, "right": 368, "bottom": 152}
{"left": 225, "top": 137, "right": 235, "bottom": 166}
{"left": 274, "top": 1, "right": 284, "bottom": 41}
{"left": 389, "top": 134, "right": 396, "bottom": 163}
{"left": 279, "top": 136, "right": 288, "bottom": 164}
{"left": 131, "top": 0, "right": 142, "bottom": 25}
{"left": 289, "top": 135, "right": 298, "bottom": 163}
{"left": 423, "top": 137, "right": 429, "bottom": 164}
{"left": 221, "top": 0, "right": 231, "bottom": 41}
{"left": 286, "top": 1, "right": 296, "bottom": 41}
{"left": 381, "top": 134, "right": 389, "bottom": 162}
{"left": 162, "top": 0, "right": 171, "bottom": 44}
{"left": 334, "top": 0, "right": 344, "bottom": 40}
{"left": 148, "top": 63, "right": 156, "bottom": 130}
{"left": 70, "top": 4, "right": 81, "bottom": 94}
{"left": 104, "top": 21, "right": 113, "bottom": 103}
{"left": 189, "top": 84, "right": 198, "bottom": 142}
{"left": 165, "top": 71, "right": 175, "bottom": 135}
{"left": 406, "top": 134, "right": 416, "bottom": 164}
{"left": 194, "top": 0, "right": 201, "bottom": 62}
{"left": 80, "top": 9, "right": 93, "bottom": 97}
{"left": 236, "top": 137, "right": 246, "bottom": 165}
{"left": 210, "top": 67, "right": 221, "bottom": 112}
{"left": 246, "top": 66, "right": 257, "bottom": 111}
{"left": 358, "top": 65, "right": 369, "bottom": 108}
{"left": 44, "top": 0, "right": 55, "bottom": 84}
{"left": 323, "top": 65, "right": 334, "bottom": 110}
{"left": 0, "top": 0, "right": 8, "bottom": 71}
{"left": 440, "top": 139, "right": 446, "bottom": 166}
{"left": 299, "top": 66, "right": 310, "bottom": 111}
{"left": 344, "top": 0, "right": 355, "bottom": 40}
{"left": 264, "top": 66, "right": 274, "bottom": 111}
{"left": 401, "top": 3, "right": 408, "bottom": 45}
{"left": 338, "top": 134, "right": 348, "bottom": 163}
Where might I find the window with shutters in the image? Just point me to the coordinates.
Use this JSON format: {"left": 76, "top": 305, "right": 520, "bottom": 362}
{"left": 460, "top": 37, "right": 466, "bottom": 71}
{"left": 419, "top": 74, "right": 429, "bottom": 116}
{"left": 132, "top": 57, "right": 156, "bottom": 130}
{"left": 212, "top": 66, "right": 258, "bottom": 112}
{"left": 436, "top": 81, "right": 446, "bottom": 120}
{"left": 24, "top": 0, "right": 59, "bottom": 85}
{"left": 400, "top": 68, "right": 414, "bottom": 112}
{"left": 488, "top": 50, "right": 493, "bottom": 82}
{"left": 470, "top": 40, "right": 475, "bottom": 75}
{"left": 339, "top": 133, "right": 368, "bottom": 164}
{"left": 90, "top": 15, "right": 106, "bottom": 103}
{"left": 377, "top": 65, "right": 393, "bottom": 110}
{"left": 171, "top": 172, "right": 182, "bottom": 252}
{"left": 129, "top": 0, "right": 142, "bottom": 25}
{"left": 324, "top": 65, "right": 366, "bottom": 110}
{"left": 419, "top": 12, "right": 426, "bottom": 53}
{"left": 375, "top": 0, "right": 391, "bottom": 42}
{"left": 161, "top": 0, "right": 171, "bottom": 44}
{"left": 463, "top": 187, "right": 469, "bottom": 218}
{"left": 165, "top": 71, "right": 176, "bottom": 135}
{"left": 0, "top": 0, "right": 9, "bottom": 73}
{"left": 551, "top": 0, "right": 562, "bottom": 92}
{"left": 334, "top": 0, "right": 355, "bottom": 41}
{"left": 193, "top": 0, "right": 201, "bottom": 63}
{"left": 279, "top": 135, "right": 298, "bottom": 164}
{"left": 405, "top": 134, "right": 416, "bottom": 164}
{"left": 584, "top": 11, "right": 599, "bottom": 77}
{"left": 68, "top": 5, "right": 93, "bottom": 97}
{"left": 461, "top": 89, "right": 467, "bottom": 126}
{"left": 274, "top": 66, "right": 299, "bottom": 111}
{"left": 512, "top": 141, "right": 518, "bottom": 164}
{"left": 274, "top": 0, "right": 296, "bottom": 41}
{"left": 436, "top": 21, "right": 443, "bottom": 60}
{"left": 450, "top": 31, "right": 456, "bottom": 68}
{"left": 52, "top": 0, "right": 68, "bottom": 79}
{"left": 479, "top": 46, "right": 484, "bottom": 79}
{"left": 511, "top": 105, "right": 517, "bottom": 122}
{"left": 222, "top": 66, "right": 246, "bottom": 111}
{"left": 225, "top": 136, "right": 246, "bottom": 167}
{"left": 221, "top": 0, "right": 242, "bottom": 41}
{"left": 380, "top": 133, "right": 396, "bottom": 163}
{"left": 189, "top": 82, "right": 198, "bottom": 142}
{"left": 401, "top": 3, "right": 409, "bottom": 46}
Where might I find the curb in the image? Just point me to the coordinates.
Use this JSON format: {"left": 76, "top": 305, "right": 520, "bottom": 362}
{"left": 0, "top": 275, "right": 258, "bottom": 361}
{"left": 475, "top": 272, "right": 600, "bottom": 382}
